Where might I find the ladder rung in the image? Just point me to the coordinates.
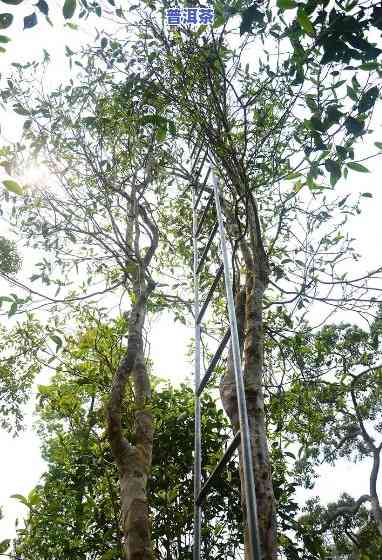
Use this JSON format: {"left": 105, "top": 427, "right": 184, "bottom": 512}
{"left": 196, "top": 193, "right": 214, "bottom": 238}
{"left": 196, "top": 221, "right": 218, "bottom": 275}
{"left": 189, "top": 141, "right": 201, "bottom": 163}
{"left": 195, "top": 150, "right": 208, "bottom": 180}
{"left": 197, "top": 328, "right": 231, "bottom": 396}
{"left": 197, "top": 264, "right": 223, "bottom": 325}
{"left": 196, "top": 431, "right": 241, "bottom": 506}
{"left": 190, "top": 143, "right": 204, "bottom": 173}
{"left": 194, "top": 168, "right": 211, "bottom": 210}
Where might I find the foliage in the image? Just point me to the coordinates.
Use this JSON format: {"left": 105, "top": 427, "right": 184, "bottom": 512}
{"left": 0, "top": 235, "right": 21, "bottom": 274}
{"left": 0, "top": 315, "right": 46, "bottom": 432}
{"left": 13, "top": 315, "right": 243, "bottom": 560}
{"left": 265, "top": 309, "right": 382, "bottom": 557}
{"left": 0, "top": 0, "right": 123, "bottom": 45}
{"left": 0, "top": 1, "right": 381, "bottom": 558}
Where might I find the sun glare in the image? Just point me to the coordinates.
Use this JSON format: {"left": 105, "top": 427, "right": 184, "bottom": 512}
{"left": 21, "top": 165, "right": 51, "bottom": 191}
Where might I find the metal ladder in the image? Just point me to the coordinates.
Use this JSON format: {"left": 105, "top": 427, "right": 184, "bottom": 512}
{"left": 190, "top": 144, "right": 262, "bottom": 560}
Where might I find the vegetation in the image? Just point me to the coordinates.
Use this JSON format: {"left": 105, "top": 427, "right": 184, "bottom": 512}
{"left": 1, "top": 1, "right": 382, "bottom": 559}
{"left": 11, "top": 314, "right": 241, "bottom": 560}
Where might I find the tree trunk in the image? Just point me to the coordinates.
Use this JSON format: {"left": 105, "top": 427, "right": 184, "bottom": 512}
{"left": 107, "top": 294, "right": 154, "bottom": 560}
{"left": 119, "top": 406, "right": 153, "bottom": 560}
{"left": 220, "top": 232, "right": 277, "bottom": 559}
{"left": 370, "top": 448, "right": 382, "bottom": 536}
{"left": 242, "top": 268, "right": 277, "bottom": 560}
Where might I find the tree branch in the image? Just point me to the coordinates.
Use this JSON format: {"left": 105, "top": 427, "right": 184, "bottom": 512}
{"left": 320, "top": 495, "right": 371, "bottom": 532}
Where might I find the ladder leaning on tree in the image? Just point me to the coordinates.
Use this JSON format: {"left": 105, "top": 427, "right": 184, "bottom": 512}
{"left": 190, "top": 142, "right": 262, "bottom": 560}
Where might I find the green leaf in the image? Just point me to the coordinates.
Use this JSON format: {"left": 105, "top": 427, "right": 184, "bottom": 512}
{"left": 140, "top": 113, "right": 166, "bottom": 128}
{"left": 374, "top": 142, "right": 382, "bottom": 150}
{"left": 284, "top": 451, "right": 296, "bottom": 459}
{"left": 240, "top": 5, "right": 264, "bottom": 35}
{"left": 168, "top": 120, "right": 176, "bottom": 136}
{"left": 156, "top": 126, "right": 167, "bottom": 141}
{"left": 310, "top": 115, "right": 326, "bottom": 132}
{"left": 37, "top": 384, "right": 52, "bottom": 395}
{"left": 286, "top": 172, "right": 301, "bottom": 180}
{"left": 297, "top": 9, "right": 314, "bottom": 35}
{"left": 346, "top": 85, "right": 358, "bottom": 102}
{"left": 332, "top": 79, "right": 346, "bottom": 90}
{"left": 325, "top": 159, "right": 341, "bottom": 186}
{"left": 0, "top": 13, "right": 13, "bottom": 29}
{"left": 0, "top": 0, "right": 23, "bottom": 4}
{"left": 50, "top": 334, "right": 63, "bottom": 352}
{"left": 36, "top": 0, "right": 48, "bottom": 16}
{"left": 23, "top": 12, "right": 37, "bottom": 29}
{"left": 213, "top": 14, "right": 225, "bottom": 29}
{"left": 0, "top": 539, "right": 10, "bottom": 554}
{"left": 8, "top": 301, "right": 17, "bottom": 316}
{"left": 101, "top": 551, "right": 117, "bottom": 560}
{"left": 325, "top": 105, "right": 343, "bottom": 127}
{"left": 82, "top": 116, "right": 96, "bottom": 127}
{"left": 13, "top": 103, "right": 29, "bottom": 115}
{"left": 0, "top": 34, "right": 10, "bottom": 42}
{"left": 63, "top": 0, "right": 76, "bottom": 19}
{"left": 27, "top": 488, "right": 41, "bottom": 506}
{"left": 344, "top": 116, "right": 364, "bottom": 136}
{"left": 347, "top": 162, "right": 369, "bottom": 173}
{"left": 277, "top": 0, "right": 296, "bottom": 9}
{"left": 336, "top": 145, "right": 348, "bottom": 160}
{"left": 361, "top": 192, "right": 372, "bottom": 197}
{"left": 10, "top": 494, "right": 29, "bottom": 507}
{"left": 3, "top": 179, "right": 23, "bottom": 196}
{"left": 358, "top": 86, "right": 379, "bottom": 113}
{"left": 359, "top": 61, "right": 380, "bottom": 71}
{"left": 305, "top": 95, "right": 317, "bottom": 113}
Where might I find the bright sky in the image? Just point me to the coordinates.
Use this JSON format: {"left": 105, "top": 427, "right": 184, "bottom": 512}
{"left": 0, "top": 3, "right": 382, "bottom": 552}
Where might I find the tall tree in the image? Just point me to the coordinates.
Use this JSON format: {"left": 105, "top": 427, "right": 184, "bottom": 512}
{"left": 272, "top": 309, "right": 382, "bottom": 557}
{"left": 1, "top": 4, "right": 382, "bottom": 559}
{"left": 10, "top": 313, "right": 242, "bottom": 560}
{"left": 0, "top": 52, "right": 170, "bottom": 559}
{"left": 122, "top": 9, "right": 382, "bottom": 558}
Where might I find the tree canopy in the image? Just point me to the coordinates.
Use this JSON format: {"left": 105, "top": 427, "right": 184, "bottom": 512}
{"left": 1, "top": 2, "right": 382, "bottom": 560}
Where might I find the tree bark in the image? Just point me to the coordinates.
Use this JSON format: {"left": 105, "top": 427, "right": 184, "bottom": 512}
{"left": 220, "top": 227, "right": 277, "bottom": 559}
{"left": 107, "top": 291, "right": 154, "bottom": 560}
{"left": 242, "top": 268, "right": 277, "bottom": 560}
{"left": 369, "top": 448, "right": 382, "bottom": 536}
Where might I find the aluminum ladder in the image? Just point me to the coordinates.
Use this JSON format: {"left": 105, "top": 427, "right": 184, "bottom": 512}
{"left": 190, "top": 143, "right": 262, "bottom": 560}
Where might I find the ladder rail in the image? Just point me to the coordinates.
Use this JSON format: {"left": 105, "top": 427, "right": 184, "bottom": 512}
{"left": 211, "top": 169, "right": 262, "bottom": 560}
{"left": 191, "top": 144, "right": 262, "bottom": 560}
{"left": 192, "top": 179, "right": 202, "bottom": 560}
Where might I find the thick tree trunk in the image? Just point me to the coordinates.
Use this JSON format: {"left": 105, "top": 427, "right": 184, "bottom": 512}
{"left": 220, "top": 231, "right": 277, "bottom": 559}
{"left": 107, "top": 294, "right": 154, "bottom": 560}
{"left": 242, "top": 269, "right": 277, "bottom": 560}
{"left": 120, "top": 407, "right": 153, "bottom": 560}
